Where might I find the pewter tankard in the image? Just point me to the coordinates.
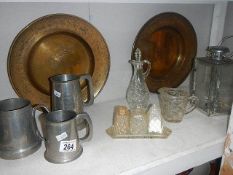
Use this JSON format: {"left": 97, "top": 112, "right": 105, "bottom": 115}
{"left": 50, "top": 74, "right": 94, "bottom": 130}
{"left": 0, "top": 98, "right": 42, "bottom": 159}
{"left": 34, "top": 106, "right": 93, "bottom": 164}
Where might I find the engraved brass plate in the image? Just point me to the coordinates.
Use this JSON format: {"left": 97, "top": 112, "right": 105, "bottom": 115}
{"left": 8, "top": 14, "right": 110, "bottom": 107}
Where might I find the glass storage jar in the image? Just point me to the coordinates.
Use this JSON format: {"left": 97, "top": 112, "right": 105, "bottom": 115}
{"left": 190, "top": 45, "right": 233, "bottom": 116}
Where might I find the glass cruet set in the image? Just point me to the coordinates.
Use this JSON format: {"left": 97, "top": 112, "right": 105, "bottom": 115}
{"left": 125, "top": 36, "right": 233, "bottom": 135}
{"left": 125, "top": 48, "right": 196, "bottom": 134}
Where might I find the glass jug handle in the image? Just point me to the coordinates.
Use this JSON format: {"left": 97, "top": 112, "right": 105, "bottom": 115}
{"left": 142, "top": 60, "right": 151, "bottom": 78}
{"left": 79, "top": 74, "right": 94, "bottom": 106}
{"left": 185, "top": 95, "right": 199, "bottom": 114}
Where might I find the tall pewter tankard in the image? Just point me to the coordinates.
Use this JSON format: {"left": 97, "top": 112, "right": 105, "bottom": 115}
{"left": 34, "top": 106, "right": 93, "bottom": 164}
{"left": 0, "top": 98, "right": 42, "bottom": 159}
{"left": 50, "top": 74, "right": 94, "bottom": 130}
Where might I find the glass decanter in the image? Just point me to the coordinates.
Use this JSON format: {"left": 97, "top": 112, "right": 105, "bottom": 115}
{"left": 126, "top": 49, "right": 151, "bottom": 135}
{"left": 126, "top": 48, "right": 151, "bottom": 112}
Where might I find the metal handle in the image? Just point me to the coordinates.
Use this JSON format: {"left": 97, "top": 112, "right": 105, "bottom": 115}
{"left": 142, "top": 60, "right": 151, "bottom": 78}
{"left": 79, "top": 74, "right": 94, "bottom": 106}
{"left": 32, "top": 104, "right": 50, "bottom": 141}
{"left": 218, "top": 35, "right": 233, "bottom": 58}
{"left": 76, "top": 112, "right": 93, "bottom": 142}
{"left": 185, "top": 95, "right": 199, "bottom": 114}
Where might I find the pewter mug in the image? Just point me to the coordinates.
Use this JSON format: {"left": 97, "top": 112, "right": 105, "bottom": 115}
{"left": 34, "top": 106, "right": 93, "bottom": 164}
{"left": 0, "top": 98, "right": 42, "bottom": 159}
{"left": 50, "top": 74, "right": 94, "bottom": 130}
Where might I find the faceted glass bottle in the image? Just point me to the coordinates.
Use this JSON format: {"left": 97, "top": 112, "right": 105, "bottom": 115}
{"left": 126, "top": 48, "right": 151, "bottom": 135}
{"left": 126, "top": 48, "right": 151, "bottom": 112}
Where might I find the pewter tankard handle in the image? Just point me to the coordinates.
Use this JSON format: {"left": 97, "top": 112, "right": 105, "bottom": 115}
{"left": 32, "top": 104, "right": 50, "bottom": 141}
{"left": 79, "top": 74, "right": 94, "bottom": 106}
{"left": 76, "top": 112, "right": 93, "bottom": 142}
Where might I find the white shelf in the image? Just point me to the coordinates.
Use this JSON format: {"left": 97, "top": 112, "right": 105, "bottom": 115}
{"left": 0, "top": 97, "right": 228, "bottom": 175}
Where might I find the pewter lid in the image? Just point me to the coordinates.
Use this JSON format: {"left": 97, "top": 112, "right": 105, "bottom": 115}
{"left": 206, "top": 46, "right": 230, "bottom": 61}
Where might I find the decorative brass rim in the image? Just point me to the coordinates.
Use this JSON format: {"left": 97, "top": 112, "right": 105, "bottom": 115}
{"left": 8, "top": 13, "right": 110, "bottom": 107}
{"left": 132, "top": 12, "right": 197, "bottom": 92}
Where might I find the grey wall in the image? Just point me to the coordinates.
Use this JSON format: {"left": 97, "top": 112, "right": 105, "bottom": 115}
{"left": 0, "top": 3, "right": 213, "bottom": 103}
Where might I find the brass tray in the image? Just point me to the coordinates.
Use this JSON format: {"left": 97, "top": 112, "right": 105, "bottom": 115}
{"left": 106, "top": 126, "right": 172, "bottom": 139}
{"left": 132, "top": 12, "right": 197, "bottom": 92}
{"left": 8, "top": 14, "right": 110, "bottom": 107}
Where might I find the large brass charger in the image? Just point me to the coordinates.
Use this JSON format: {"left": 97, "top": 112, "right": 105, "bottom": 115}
{"left": 133, "top": 12, "right": 197, "bottom": 92}
{"left": 8, "top": 14, "right": 110, "bottom": 107}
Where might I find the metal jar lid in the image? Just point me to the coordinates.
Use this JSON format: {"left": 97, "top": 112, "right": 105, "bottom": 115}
{"left": 207, "top": 46, "right": 230, "bottom": 61}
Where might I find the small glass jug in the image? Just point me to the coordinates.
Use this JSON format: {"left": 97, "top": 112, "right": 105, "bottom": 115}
{"left": 158, "top": 87, "right": 198, "bottom": 123}
{"left": 126, "top": 48, "right": 151, "bottom": 111}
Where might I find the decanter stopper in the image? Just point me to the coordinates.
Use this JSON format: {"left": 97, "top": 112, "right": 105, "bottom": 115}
{"left": 135, "top": 48, "right": 142, "bottom": 61}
